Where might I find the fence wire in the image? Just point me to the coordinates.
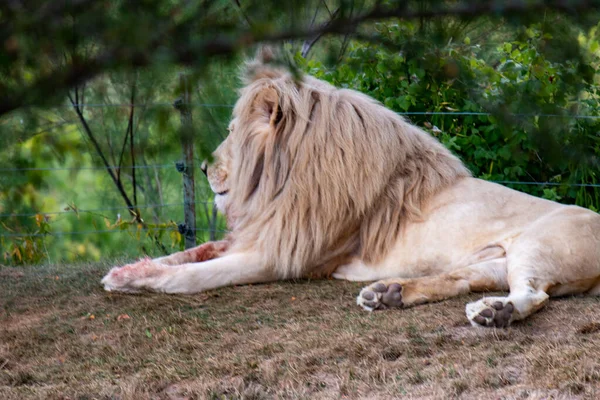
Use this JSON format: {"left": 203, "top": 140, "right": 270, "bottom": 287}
{"left": 0, "top": 201, "right": 218, "bottom": 218}
{"left": 495, "top": 181, "right": 600, "bottom": 188}
{"left": 2, "top": 102, "right": 599, "bottom": 241}
{"left": 1, "top": 178, "right": 599, "bottom": 238}
{"left": 0, "top": 227, "right": 228, "bottom": 238}
{"left": 0, "top": 180, "right": 598, "bottom": 223}
{"left": 21, "top": 101, "right": 600, "bottom": 119}
{"left": 0, "top": 163, "right": 176, "bottom": 172}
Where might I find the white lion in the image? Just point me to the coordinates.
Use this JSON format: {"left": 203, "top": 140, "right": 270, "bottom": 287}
{"left": 102, "top": 49, "right": 600, "bottom": 328}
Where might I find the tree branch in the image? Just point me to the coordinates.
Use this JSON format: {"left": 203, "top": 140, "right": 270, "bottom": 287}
{"left": 117, "top": 112, "right": 131, "bottom": 181}
{"left": 128, "top": 79, "right": 138, "bottom": 207}
{"left": 232, "top": 0, "right": 254, "bottom": 27}
{"left": 301, "top": 7, "right": 341, "bottom": 58}
{"left": 68, "top": 90, "right": 167, "bottom": 254}
{"left": 2, "top": 0, "right": 598, "bottom": 117}
{"left": 68, "top": 91, "right": 135, "bottom": 213}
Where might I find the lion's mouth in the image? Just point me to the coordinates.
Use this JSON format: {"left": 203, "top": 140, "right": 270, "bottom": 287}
{"left": 216, "top": 190, "right": 229, "bottom": 196}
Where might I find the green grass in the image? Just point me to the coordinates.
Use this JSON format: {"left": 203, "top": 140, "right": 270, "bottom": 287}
{"left": 2, "top": 262, "right": 600, "bottom": 399}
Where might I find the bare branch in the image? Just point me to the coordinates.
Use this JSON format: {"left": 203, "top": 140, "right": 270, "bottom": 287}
{"left": 128, "top": 78, "right": 138, "bottom": 207}
{"left": 68, "top": 91, "right": 135, "bottom": 213}
{"left": 68, "top": 90, "right": 167, "bottom": 254}
{"left": 320, "top": 0, "right": 333, "bottom": 17}
{"left": 302, "top": 7, "right": 340, "bottom": 58}
{"left": 309, "top": 5, "right": 320, "bottom": 28}
{"left": 117, "top": 113, "right": 130, "bottom": 180}
{"left": 338, "top": 30, "right": 352, "bottom": 61}
{"left": 232, "top": 0, "right": 254, "bottom": 26}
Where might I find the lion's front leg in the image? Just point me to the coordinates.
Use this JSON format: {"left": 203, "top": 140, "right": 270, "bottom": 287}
{"left": 101, "top": 252, "right": 273, "bottom": 294}
{"left": 154, "top": 240, "right": 230, "bottom": 266}
{"left": 357, "top": 258, "right": 508, "bottom": 311}
{"left": 101, "top": 241, "right": 230, "bottom": 293}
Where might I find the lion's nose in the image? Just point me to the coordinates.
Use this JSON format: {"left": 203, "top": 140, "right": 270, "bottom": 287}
{"left": 200, "top": 161, "right": 208, "bottom": 176}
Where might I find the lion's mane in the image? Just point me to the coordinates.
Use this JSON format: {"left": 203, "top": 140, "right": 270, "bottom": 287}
{"left": 223, "top": 49, "right": 470, "bottom": 279}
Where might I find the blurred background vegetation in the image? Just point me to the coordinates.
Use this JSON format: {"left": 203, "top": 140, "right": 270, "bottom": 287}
{"left": 1, "top": 0, "right": 599, "bottom": 265}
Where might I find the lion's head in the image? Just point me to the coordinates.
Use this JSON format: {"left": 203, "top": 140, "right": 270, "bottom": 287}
{"left": 205, "top": 48, "right": 470, "bottom": 278}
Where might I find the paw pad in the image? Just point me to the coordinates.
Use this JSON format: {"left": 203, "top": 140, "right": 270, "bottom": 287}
{"left": 472, "top": 301, "right": 514, "bottom": 328}
{"left": 358, "top": 282, "right": 403, "bottom": 311}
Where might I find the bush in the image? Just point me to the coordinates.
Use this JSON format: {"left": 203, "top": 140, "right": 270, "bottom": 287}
{"left": 301, "top": 23, "right": 600, "bottom": 210}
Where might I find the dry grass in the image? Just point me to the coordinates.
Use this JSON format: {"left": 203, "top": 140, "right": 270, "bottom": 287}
{"left": 2, "top": 262, "right": 600, "bottom": 399}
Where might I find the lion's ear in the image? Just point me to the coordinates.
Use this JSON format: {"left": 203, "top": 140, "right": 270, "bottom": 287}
{"left": 242, "top": 46, "right": 285, "bottom": 84}
{"left": 252, "top": 85, "right": 282, "bottom": 128}
{"left": 256, "top": 46, "right": 275, "bottom": 63}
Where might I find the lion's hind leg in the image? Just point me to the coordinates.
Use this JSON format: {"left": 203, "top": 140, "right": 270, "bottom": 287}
{"left": 466, "top": 245, "right": 551, "bottom": 328}
{"left": 465, "top": 291, "right": 548, "bottom": 328}
{"left": 357, "top": 258, "right": 508, "bottom": 311}
{"left": 468, "top": 207, "right": 600, "bottom": 328}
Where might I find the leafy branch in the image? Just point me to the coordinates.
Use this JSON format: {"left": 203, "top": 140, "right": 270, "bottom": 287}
{"left": 2, "top": 0, "right": 598, "bottom": 117}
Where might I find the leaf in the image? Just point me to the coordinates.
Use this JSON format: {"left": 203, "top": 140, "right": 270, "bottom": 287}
{"left": 145, "top": 329, "right": 153, "bottom": 338}
{"left": 12, "top": 246, "right": 22, "bottom": 262}
{"left": 117, "top": 314, "right": 131, "bottom": 321}
{"left": 34, "top": 214, "right": 43, "bottom": 227}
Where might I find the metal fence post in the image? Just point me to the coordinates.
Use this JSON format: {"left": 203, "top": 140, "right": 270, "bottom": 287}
{"left": 174, "top": 74, "right": 196, "bottom": 249}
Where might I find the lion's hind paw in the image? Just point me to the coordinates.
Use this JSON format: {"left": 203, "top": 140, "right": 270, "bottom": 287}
{"left": 357, "top": 282, "right": 403, "bottom": 311}
{"left": 466, "top": 297, "right": 514, "bottom": 328}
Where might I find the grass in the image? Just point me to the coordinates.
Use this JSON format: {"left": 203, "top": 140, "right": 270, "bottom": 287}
{"left": 2, "top": 262, "right": 600, "bottom": 399}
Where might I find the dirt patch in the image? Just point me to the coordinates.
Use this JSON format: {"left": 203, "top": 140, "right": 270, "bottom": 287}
{"left": 0, "top": 312, "right": 44, "bottom": 332}
{"left": 2, "top": 263, "right": 600, "bottom": 399}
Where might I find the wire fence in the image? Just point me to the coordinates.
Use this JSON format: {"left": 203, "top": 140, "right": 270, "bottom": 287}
{"left": 0, "top": 201, "right": 214, "bottom": 218}
{"left": 2, "top": 101, "right": 600, "bottom": 244}
{"left": 494, "top": 181, "right": 600, "bottom": 188}
{"left": 1, "top": 178, "right": 599, "bottom": 238}
{"left": 2, "top": 180, "right": 600, "bottom": 220}
{"left": 0, "top": 227, "right": 229, "bottom": 238}
{"left": 0, "top": 163, "right": 175, "bottom": 172}
{"left": 20, "top": 101, "right": 600, "bottom": 119}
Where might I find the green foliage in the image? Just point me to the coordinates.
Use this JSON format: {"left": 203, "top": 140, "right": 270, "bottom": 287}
{"left": 0, "top": 65, "right": 235, "bottom": 265}
{"left": 1, "top": 214, "right": 51, "bottom": 264}
{"left": 302, "top": 20, "right": 600, "bottom": 209}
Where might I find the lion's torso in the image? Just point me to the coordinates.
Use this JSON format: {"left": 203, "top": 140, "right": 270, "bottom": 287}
{"left": 333, "top": 177, "right": 598, "bottom": 285}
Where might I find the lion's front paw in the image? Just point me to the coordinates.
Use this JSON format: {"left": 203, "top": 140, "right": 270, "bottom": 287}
{"left": 466, "top": 297, "right": 515, "bottom": 328}
{"left": 101, "top": 267, "right": 120, "bottom": 291}
{"left": 357, "top": 282, "right": 403, "bottom": 311}
{"left": 101, "top": 258, "right": 163, "bottom": 293}
{"left": 101, "top": 266, "right": 140, "bottom": 293}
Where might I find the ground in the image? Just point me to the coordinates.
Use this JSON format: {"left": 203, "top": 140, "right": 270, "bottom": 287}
{"left": 2, "top": 262, "right": 600, "bottom": 399}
